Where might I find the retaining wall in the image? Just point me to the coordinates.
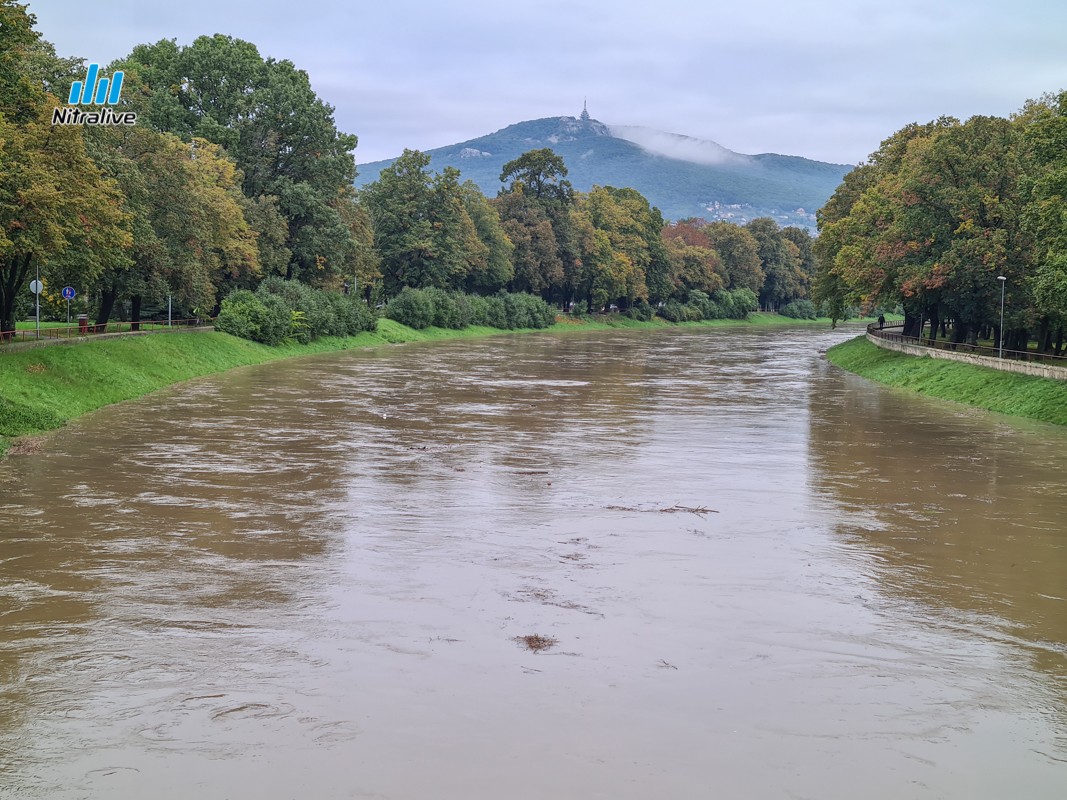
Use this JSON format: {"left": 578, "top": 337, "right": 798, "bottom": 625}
{"left": 866, "top": 332, "right": 1067, "bottom": 381}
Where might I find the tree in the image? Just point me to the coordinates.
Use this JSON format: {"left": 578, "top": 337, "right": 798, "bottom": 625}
{"left": 494, "top": 187, "right": 563, "bottom": 296}
{"left": 363, "top": 150, "right": 483, "bottom": 294}
{"left": 120, "top": 35, "right": 359, "bottom": 283}
{"left": 1020, "top": 91, "right": 1067, "bottom": 351}
{"left": 459, "top": 181, "right": 513, "bottom": 294}
{"left": 0, "top": 4, "right": 132, "bottom": 333}
{"left": 85, "top": 129, "right": 259, "bottom": 325}
{"left": 745, "top": 218, "right": 803, "bottom": 311}
{"left": 703, "top": 222, "right": 763, "bottom": 294}
{"left": 499, "top": 148, "right": 574, "bottom": 205}
{"left": 362, "top": 150, "right": 436, "bottom": 294}
{"left": 334, "top": 197, "right": 381, "bottom": 302}
{"left": 575, "top": 187, "right": 655, "bottom": 308}
{"left": 662, "top": 221, "right": 724, "bottom": 298}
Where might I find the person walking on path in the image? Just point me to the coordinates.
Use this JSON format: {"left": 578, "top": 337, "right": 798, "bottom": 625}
{"left": 878, "top": 314, "right": 885, "bottom": 329}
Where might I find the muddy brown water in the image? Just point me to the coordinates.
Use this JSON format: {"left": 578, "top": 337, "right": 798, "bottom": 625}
{"left": 1, "top": 326, "right": 1065, "bottom": 799}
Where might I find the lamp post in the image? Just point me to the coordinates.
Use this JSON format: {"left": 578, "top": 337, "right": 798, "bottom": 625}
{"left": 997, "top": 275, "right": 1006, "bottom": 358}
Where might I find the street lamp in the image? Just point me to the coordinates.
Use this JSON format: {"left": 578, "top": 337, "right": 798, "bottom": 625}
{"left": 997, "top": 275, "right": 1006, "bottom": 358}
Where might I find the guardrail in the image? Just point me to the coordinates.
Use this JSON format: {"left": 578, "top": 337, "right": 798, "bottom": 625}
{"left": 1, "top": 318, "right": 209, "bottom": 347}
{"left": 867, "top": 322, "right": 1067, "bottom": 365}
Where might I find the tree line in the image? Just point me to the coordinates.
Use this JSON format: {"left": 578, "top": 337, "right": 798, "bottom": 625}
{"left": 1, "top": 3, "right": 823, "bottom": 339}
{"left": 814, "top": 94, "right": 1067, "bottom": 353}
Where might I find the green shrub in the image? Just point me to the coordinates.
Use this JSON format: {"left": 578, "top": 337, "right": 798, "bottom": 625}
{"left": 422, "top": 287, "right": 464, "bottom": 329}
{"left": 730, "top": 288, "right": 759, "bottom": 316}
{"left": 385, "top": 287, "right": 435, "bottom": 329}
{"left": 625, "top": 300, "right": 654, "bottom": 321}
{"left": 711, "top": 289, "right": 736, "bottom": 319}
{"left": 465, "top": 294, "right": 490, "bottom": 326}
{"left": 658, "top": 300, "right": 686, "bottom": 322}
{"left": 502, "top": 292, "right": 554, "bottom": 329}
{"left": 685, "top": 290, "right": 717, "bottom": 320}
{"left": 449, "top": 292, "right": 476, "bottom": 329}
{"left": 216, "top": 289, "right": 293, "bottom": 345}
{"left": 780, "top": 299, "right": 818, "bottom": 320}
{"left": 483, "top": 295, "right": 508, "bottom": 328}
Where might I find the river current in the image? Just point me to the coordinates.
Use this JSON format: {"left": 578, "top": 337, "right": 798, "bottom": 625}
{"left": 1, "top": 325, "right": 1065, "bottom": 798}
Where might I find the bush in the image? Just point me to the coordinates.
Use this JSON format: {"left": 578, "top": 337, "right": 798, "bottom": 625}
{"left": 385, "top": 287, "right": 435, "bottom": 329}
{"left": 483, "top": 295, "right": 508, "bottom": 328}
{"left": 449, "top": 292, "right": 476, "bottom": 329}
{"left": 685, "top": 290, "right": 717, "bottom": 320}
{"left": 465, "top": 294, "right": 490, "bottom": 326}
{"left": 711, "top": 289, "right": 736, "bottom": 319}
{"left": 216, "top": 281, "right": 376, "bottom": 345}
{"left": 657, "top": 300, "right": 687, "bottom": 322}
{"left": 625, "top": 300, "right": 654, "bottom": 321}
{"left": 216, "top": 289, "right": 293, "bottom": 345}
{"left": 422, "top": 287, "right": 464, "bottom": 329}
{"left": 780, "top": 299, "right": 819, "bottom": 320}
{"left": 730, "top": 288, "right": 759, "bottom": 316}
{"left": 322, "top": 291, "right": 377, "bottom": 335}
{"left": 502, "top": 292, "right": 554, "bottom": 329}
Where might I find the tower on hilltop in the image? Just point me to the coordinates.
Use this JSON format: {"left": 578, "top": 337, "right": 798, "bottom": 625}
{"left": 580, "top": 98, "right": 590, "bottom": 122}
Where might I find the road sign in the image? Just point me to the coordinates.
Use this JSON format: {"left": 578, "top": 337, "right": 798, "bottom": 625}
{"left": 29, "top": 280, "right": 43, "bottom": 294}
{"left": 62, "top": 286, "right": 76, "bottom": 300}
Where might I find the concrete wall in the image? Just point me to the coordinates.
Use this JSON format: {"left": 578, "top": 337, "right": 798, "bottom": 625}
{"left": 867, "top": 333, "right": 1067, "bottom": 381}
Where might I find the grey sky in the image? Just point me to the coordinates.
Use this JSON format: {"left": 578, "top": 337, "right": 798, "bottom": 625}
{"left": 29, "top": 0, "right": 1067, "bottom": 167}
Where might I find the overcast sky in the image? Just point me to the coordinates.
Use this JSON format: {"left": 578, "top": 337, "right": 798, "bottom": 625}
{"left": 29, "top": 0, "right": 1067, "bottom": 167}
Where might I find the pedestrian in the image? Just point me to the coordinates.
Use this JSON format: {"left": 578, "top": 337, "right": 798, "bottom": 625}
{"left": 878, "top": 313, "right": 885, "bottom": 330}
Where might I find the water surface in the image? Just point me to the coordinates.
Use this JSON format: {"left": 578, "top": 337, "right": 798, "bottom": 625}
{"left": 1, "top": 325, "right": 1065, "bottom": 798}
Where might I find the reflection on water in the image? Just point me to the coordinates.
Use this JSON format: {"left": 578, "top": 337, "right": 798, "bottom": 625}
{"left": 1, "top": 326, "right": 1065, "bottom": 799}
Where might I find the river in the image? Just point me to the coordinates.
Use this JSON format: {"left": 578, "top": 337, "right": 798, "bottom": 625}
{"left": 1, "top": 325, "right": 1065, "bottom": 799}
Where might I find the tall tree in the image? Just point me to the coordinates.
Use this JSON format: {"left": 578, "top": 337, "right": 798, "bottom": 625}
{"left": 499, "top": 148, "right": 574, "bottom": 205}
{"left": 120, "top": 35, "right": 359, "bottom": 283}
{"left": 363, "top": 150, "right": 483, "bottom": 294}
{"left": 459, "top": 181, "right": 513, "bottom": 294}
{"left": 86, "top": 129, "right": 258, "bottom": 325}
{"left": 662, "top": 221, "right": 725, "bottom": 298}
{"left": 703, "top": 222, "right": 763, "bottom": 294}
{"left": 0, "top": 3, "right": 132, "bottom": 333}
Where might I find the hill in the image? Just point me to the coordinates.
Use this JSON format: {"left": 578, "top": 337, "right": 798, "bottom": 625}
{"left": 354, "top": 113, "right": 853, "bottom": 228}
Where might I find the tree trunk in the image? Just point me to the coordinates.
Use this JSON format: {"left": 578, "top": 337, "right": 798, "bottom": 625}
{"left": 96, "top": 287, "right": 117, "bottom": 328}
{"left": 1055, "top": 327, "right": 1064, "bottom": 356}
{"left": 902, "top": 309, "right": 920, "bottom": 338}
{"left": 0, "top": 253, "right": 33, "bottom": 337}
{"left": 926, "top": 304, "right": 940, "bottom": 343}
{"left": 952, "top": 321, "right": 969, "bottom": 347}
{"left": 131, "top": 295, "right": 142, "bottom": 332}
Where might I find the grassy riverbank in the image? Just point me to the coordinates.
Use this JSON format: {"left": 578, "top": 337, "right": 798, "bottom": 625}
{"left": 0, "top": 312, "right": 857, "bottom": 457}
{"left": 826, "top": 336, "right": 1067, "bottom": 426}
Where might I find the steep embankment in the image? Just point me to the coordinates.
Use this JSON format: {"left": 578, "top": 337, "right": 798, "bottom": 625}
{"left": 826, "top": 336, "right": 1067, "bottom": 426}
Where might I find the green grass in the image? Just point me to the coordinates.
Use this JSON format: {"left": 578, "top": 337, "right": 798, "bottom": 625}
{"left": 0, "top": 312, "right": 888, "bottom": 458}
{"left": 826, "top": 336, "right": 1067, "bottom": 426}
{"left": 14, "top": 321, "right": 67, "bottom": 330}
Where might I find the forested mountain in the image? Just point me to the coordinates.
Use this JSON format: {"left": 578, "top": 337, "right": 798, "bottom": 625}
{"left": 355, "top": 112, "right": 851, "bottom": 228}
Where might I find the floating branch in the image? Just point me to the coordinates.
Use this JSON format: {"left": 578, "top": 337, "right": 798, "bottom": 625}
{"left": 606, "top": 504, "right": 718, "bottom": 517}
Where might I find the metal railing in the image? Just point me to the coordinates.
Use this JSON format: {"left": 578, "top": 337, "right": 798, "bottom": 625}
{"left": 867, "top": 322, "right": 1067, "bottom": 365}
{"left": 1, "top": 318, "right": 209, "bottom": 347}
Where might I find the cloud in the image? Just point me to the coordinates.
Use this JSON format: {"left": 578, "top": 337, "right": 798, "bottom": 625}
{"left": 28, "top": 0, "right": 1067, "bottom": 166}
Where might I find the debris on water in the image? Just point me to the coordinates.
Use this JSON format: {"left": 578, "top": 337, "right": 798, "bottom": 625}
{"left": 515, "top": 634, "right": 558, "bottom": 653}
{"left": 8, "top": 437, "right": 45, "bottom": 455}
{"left": 607, "top": 503, "right": 718, "bottom": 517}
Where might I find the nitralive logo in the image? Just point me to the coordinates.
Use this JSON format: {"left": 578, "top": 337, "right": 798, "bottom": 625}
{"left": 51, "top": 63, "right": 137, "bottom": 126}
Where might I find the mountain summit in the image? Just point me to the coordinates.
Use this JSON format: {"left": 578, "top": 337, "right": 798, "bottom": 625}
{"left": 355, "top": 112, "right": 851, "bottom": 227}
